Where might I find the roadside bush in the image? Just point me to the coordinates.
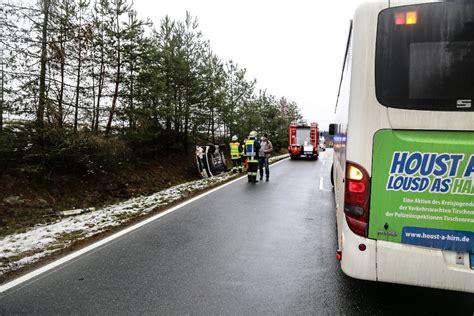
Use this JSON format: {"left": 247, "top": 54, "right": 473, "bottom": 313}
{"left": 122, "top": 128, "right": 183, "bottom": 160}
{"left": 0, "top": 122, "right": 35, "bottom": 170}
{"left": 0, "top": 123, "right": 131, "bottom": 176}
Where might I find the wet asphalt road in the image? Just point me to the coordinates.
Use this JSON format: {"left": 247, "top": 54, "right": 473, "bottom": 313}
{"left": 1, "top": 149, "right": 473, "bottom": 315}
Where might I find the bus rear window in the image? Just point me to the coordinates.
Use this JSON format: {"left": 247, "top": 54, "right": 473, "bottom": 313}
{"left": 375, "top": 2, "right": 474, "bottom": 111}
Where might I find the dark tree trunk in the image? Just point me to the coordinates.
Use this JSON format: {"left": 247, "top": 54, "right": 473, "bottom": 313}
{"left": 91, "top": 53, "right": 96, "bottom": 130}
{"left": 74, "top": 24, "right": 82, "bottom": 132}
{"left": 57, "top": 1, "right": 69, "bottom": 129}
{"left": 93, "top": 19, "right": 105, "bottom": 132}
{"left": 37, "top": 0, "right": 50, "bottom": 131}
{"left": 105, "top": 12, "right": 121, "bottom": 137}
{"left": 0, "top": 55, "right": 3, "bottom": 132}
{"left": 183, "top": 99, "right": 190, "bottom": 153}
{"left": 58, "top": 41, "right": 65, "bottom": 128}
{"left": 105, "top": 49, "right": 120, "bottom": 136}
{"left": 129, "top": 58, "right": 134, "bottom": 130}
{"left": 95, "top": 46, "right": 105, "bottom": 132}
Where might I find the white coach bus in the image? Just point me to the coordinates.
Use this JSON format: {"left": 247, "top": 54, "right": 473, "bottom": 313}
{"left": 329, "top": 0, "right": 474, "bottom": 293}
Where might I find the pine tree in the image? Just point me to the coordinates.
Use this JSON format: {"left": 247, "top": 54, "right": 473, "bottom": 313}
{"left": 223, "top": 60, "right": 255, "bottom": 139}
{"left": 72, "top": 0, "right": 89, "bottom": 131}
{"left": 105, "top": 0, "right": 130, "bottom": 136}
{"left": 91, "top": 0, "right": 109, "bottom": 132}
{"left": 120, "top": 9, "right": 149, "bottom": 131}
{"left": 37, "top": 0, "right": 52, "bottom": 131}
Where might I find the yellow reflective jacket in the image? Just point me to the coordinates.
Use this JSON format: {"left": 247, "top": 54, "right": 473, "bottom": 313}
{"left": 229, "top": 142, "right": 241, "bottom": 159}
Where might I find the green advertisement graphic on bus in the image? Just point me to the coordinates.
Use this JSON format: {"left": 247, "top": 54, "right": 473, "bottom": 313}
{"left": 369, "top": 130, "right": 474, "bottom": 253}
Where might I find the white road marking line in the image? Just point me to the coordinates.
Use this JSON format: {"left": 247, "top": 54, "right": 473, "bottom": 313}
{"left": 319, "top": 177, "right": 324, "bottom": 190}
{"left": 0, "top": 157, "right": 290, "bottom": 293}
{"left": 322, "top": 160, "right": 325, "bottom": 166}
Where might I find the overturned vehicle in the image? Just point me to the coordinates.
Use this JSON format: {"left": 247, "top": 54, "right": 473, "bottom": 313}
{"left": 196, "top": 144, "right": 228, "bottom": 178}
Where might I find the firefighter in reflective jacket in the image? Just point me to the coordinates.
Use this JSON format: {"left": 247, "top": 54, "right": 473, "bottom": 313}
{"left": 229, "top": 135, "right": 243, "bottom": 173}
{"left": 245, "top": 131, "right": 261, "bottom": 183}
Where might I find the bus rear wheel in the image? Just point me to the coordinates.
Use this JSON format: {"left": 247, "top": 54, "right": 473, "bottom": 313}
{"left": 330, "top": 164, "right": 334, "bottom": 187}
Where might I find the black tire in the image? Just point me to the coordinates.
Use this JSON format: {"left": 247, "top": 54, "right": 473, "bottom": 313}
{"left": 330, "top": 164, "right": 334, "bottom": 187}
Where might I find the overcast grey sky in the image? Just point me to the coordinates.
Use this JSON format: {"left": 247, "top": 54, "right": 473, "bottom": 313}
{"left": 134, "top": 0, "right": 366, "bottom": 131}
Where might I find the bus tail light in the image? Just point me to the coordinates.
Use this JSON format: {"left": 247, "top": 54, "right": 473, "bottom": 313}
{"left": 406, "top": 11, "right": 417, "bottom": 25}
{"left": 344, "top": 161, "right": 371, "bottom": 237}
{"left": 395, "top": 11, "right": 417, "bottom": 25}
{"left": 336, "top": 249, "right": 342, "bottom": 261}
{"left": 395, "top": 13, "right": 406, "bottom": 25}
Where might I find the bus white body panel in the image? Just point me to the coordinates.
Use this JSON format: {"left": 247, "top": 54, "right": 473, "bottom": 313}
{"left": 333, "top": 0, "right": 474, "bottom": 293}
{"left": 377, "top": 241, "right": 474, "bottom": 293}
{"left": 340, "top": 218, "right": 377, "bottom": 281}
{"left": 387, "top": 107, "right": 474, "bottom": 130}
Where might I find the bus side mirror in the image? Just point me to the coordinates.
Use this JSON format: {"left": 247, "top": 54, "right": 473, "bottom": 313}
{"left": 329, "top": 124, "right": 336, "bottom": 135}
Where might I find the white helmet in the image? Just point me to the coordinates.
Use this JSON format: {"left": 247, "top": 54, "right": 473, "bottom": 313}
{"left": 249, "top": 131, "right": 257, "bottom": 138}
{"left": 231, "top": 135, "right": 238, "bottom": 141}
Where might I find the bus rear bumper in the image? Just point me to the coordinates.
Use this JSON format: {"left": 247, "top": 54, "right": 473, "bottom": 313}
{"left": 340, "top": 219, "right": 474, "bottom": 293}
{"left": 340, "top": 220, "right": 377, "bottom": 281}
{"left": 376, "top": 240, "right": 474, "bottom": 293}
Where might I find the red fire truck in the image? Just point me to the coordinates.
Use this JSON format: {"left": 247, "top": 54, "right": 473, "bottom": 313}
{"left": 288, "top": 121, "right": 319, "bottom": 160}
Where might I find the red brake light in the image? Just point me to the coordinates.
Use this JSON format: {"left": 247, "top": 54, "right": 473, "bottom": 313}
{"left": 395, "top": 13, "right": 405, "bottom": 25}
{"left": 348, "top": 181, "right": 365, "bottom": 193}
